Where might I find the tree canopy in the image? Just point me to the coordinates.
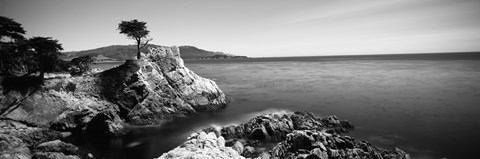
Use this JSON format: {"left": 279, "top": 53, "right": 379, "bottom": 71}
{"left": 0, "top": 16, "right": 63, "bottom": 78}
{"left": 118, "top": 19, "right": 151, "bottom": 59}
{"left": 27, "top": 37, "right": 63, "bottom": 76}
{"left": 0, "top": 16, "right": 26, "bottom": 44}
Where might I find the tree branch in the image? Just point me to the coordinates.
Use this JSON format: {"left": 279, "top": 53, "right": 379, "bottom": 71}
{"left": 140, "top": 38, "right": 151, "bottom": 50}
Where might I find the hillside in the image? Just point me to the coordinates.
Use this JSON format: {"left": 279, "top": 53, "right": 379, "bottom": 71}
{"left": 61, "top": 45, "right": 247, "bottom": 61}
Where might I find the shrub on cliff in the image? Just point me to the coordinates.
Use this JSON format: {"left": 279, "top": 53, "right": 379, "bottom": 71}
{"left": 68, "top": 55, "right": 94, "bottom": 76}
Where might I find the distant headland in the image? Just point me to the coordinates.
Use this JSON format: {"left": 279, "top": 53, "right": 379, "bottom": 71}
{"left": 61, "top": 45, "right": 248, "bottom": 61}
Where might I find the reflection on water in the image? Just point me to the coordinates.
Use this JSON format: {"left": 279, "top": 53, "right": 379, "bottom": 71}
{"left": 88, "top": 58, "right": 480, "bottom": 159}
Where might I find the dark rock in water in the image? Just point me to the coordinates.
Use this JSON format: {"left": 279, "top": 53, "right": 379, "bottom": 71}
{"left": 271, "top": 129, "right": 410, "bottom": 159}
{"left": 164, "top": 111, "right": 409, "bottom": 159}
{"left": 290, "top": 112, "right": 324, "bottom": 130}
{"left": 217, "top": 111, "right": 351, "bottom": 142}
{"left": 85, "top": 111, "right": 124, "bottom": 137}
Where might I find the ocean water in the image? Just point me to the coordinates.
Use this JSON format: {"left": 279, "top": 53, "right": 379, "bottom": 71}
{"left": 86, "top": 54, "right": 480, "bottom": 159}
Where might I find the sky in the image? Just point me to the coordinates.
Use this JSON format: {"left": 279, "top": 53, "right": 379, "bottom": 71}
{"left": 1, "top": 0, "right": 480, "bottom": 57}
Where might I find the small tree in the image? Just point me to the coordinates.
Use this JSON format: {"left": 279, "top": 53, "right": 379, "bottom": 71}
{"left": 27, "top": 37, "right": 63, "bottom": 78}
{"left": 69, "top": 55, "right": 94, "bottom": 76}
{"left": 118, "top": 19, "right": 151, "bottom": 59}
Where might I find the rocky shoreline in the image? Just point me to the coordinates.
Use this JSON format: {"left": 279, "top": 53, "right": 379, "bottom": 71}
{"left": 1, "top": 46, "right": 409, "bottom": 159}
{"left": 1, "top": 46, "right": 227, "bottom": 159}
{"left": 158, "top": 111, "right": 410, "bottom": 159}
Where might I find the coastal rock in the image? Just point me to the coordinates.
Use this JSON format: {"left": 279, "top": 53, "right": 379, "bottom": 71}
{"left": 0, "top": 134, "right": 31, "bottom": 159}
{"left": 271, "top": 130, "right": 410, "bottom": 159}
{"left": 0, "top": 46, "right": 227, "bottom": 158}
{"left": 181, "top": 111, "right": 408, "bottom": 159}
{"left": 96, "top": 46, "right": 227, "bottom": 125}
{"left": 33, "top": 140, "right": 79, "bottom": 155}
{"left": 218, "top": 111, "right": 351, "bottom": 142}
{"left": 231, "top": 140, "right": 244, "bottom": 154}
{"left": 0, "top": 120, "right": 63, "bottom": 146}
{"left": 157, "top": 131, "right": 245, "bottom": 159}
{"left": 31, "top": 152, "right": 80, "bottom": 159}
{"left": 0, "top": 120, "right": 82, "bottom": 159}
{"left": 256, "top": 152, "right": 271, "bottom": 159}
{"left": 0, "top": 45, "right": 226, "bottom": 130}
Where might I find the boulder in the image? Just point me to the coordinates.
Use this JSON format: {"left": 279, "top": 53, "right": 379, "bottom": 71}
{"left": 33, "top": 140, "right": 78, "bottom": 155}
{"left": 0, "top": 134, "right": 31, "bottom": 159}
{"left": 0, "top": 120, "right": 82, "bottom": 159}
{"left": 231, "top": 140, "right": 244, "bottom": 154}
{"left": 241, "top": 146, "right": 256, "bottom": 158}
{"left": 157, "top": 131, "right": 245, "bottom": 159}
{"left": 0, "top": 120, "right": 63, "bottom": 146}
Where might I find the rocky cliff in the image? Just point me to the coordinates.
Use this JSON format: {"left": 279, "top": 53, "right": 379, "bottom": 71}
{"left": 0, "top": 46, "right": 227, "bottom": 158}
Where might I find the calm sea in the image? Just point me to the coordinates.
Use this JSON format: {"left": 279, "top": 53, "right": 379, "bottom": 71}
{"left": 85, "top": 53, "right": 480, "bottom": 159}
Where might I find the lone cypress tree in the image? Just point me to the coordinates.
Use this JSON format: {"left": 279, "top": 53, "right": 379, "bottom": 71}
{"left": 118, "top": 19, "right": 151, "bottom": 59}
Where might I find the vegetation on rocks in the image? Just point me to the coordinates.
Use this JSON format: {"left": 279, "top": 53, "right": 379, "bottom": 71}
{"left": 68, "top": 56, "right": 94, "bottom": 76}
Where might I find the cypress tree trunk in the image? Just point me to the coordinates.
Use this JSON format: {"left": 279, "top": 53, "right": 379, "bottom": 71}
{"left": 136, "top": 39, "right": 141, "bottom": 59}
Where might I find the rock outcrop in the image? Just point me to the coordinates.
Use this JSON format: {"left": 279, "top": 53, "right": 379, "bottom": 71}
{"left": 0, "top": 120, "right": 79, "bottom": 159}
{"left": 100, "top": 46, "right": 227, "bottom": 125}
{"left": 217, "top": 112, "right": 353, "bottom": 142}
{"left": 157, "top": 131, "right": 245, "bottom": 159}
{"left": 1, "top": 45, "right": 226, "bottom": 130}
{"left": 270, "top": 130, "right": 409, "bottom": 159}
{"left": 159, "top": 111, "right": 409, "bottom": 159}
{"left": 0, "top": 46, "right": 227, "bottom": 158}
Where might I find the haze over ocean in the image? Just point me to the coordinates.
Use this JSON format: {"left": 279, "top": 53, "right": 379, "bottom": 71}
{"left": 1, "top": 0, "right": 480, "bottom": 57}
